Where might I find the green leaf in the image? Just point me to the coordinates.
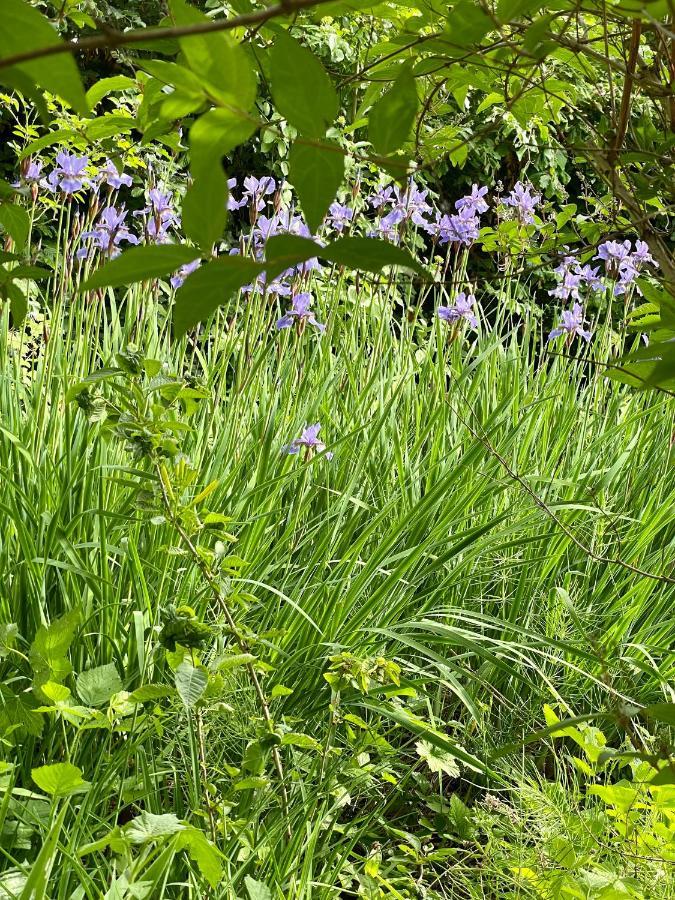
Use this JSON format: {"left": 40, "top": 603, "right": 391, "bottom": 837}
{"left": 445, "top": 0, "right": 494, "bottom": 49}
{"left": 130, "top": 684, "right": 176, "bottom": 703}
{"left": 175, "top": 660, "right": 208, "bottom": 709}
{"left": 643, "top": 702, "right": 675, "bottom": 726}
{"left": 288, "top": 141, "right": 345, "bottom": 233}
{"left": 281, "top": 732, "right": 321, "bottom": 751}
{"left": 320, "top": 235, "right": 426, "bottom": 275}
{"left": 7, "top": 282, "right": 27, "bottom": 326}
{"left": 76, "top": 663, "right": 123, "bottom": 707}
{"left": 176, "top": 826, "right": 223, "bottom": 889}
{"left": 0, "top": 623, "right": 18, "bottom": 659}
{"left": 32, "top": 762, "right": 89, "bottom": 797}
{"left": 173, "top": 256, "right": 261, "bottom": 337}
{"left": 126, "top": 811, "right": 184, "bottom": 844}
{"left": 233, "top": 776, "right": 269, "bottom": 791}
{"left": 0, "top": 203, "right": 30, "bottom": 249}
{"left": 86, "top": 75, "right": 137, "bottom": 110}
{"left": 218, "top": 653, "right": 256, "bottom": 670}
{"left": 82, "top": 245, "right": 199, "bottom": 290}
{"left": 30, "top": 609, "right": 81, "bottom": 695}
{"left": 368, "top": 64, "right": 418, "bottom": 156}
{"left": 184, "top": 109, "right": 257, "bottom": 252}
{"left": 168, "top": 0, "right": 256, "bottom": 110}
{"left": 0, "top": 0, "right": 88, "bottom": 114}
{"left": 415, "top": 739, "right": 461, "bottom": 778}
{"left": 245, "top": 876, "right": 273, "bottom": 900}
{"left": 270, "top": 31, "right": 338, "bottom": 137}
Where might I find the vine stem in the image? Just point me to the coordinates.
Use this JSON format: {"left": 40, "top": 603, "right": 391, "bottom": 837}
{"left": 155, "top": 461, "right": 292, "bottom": 841}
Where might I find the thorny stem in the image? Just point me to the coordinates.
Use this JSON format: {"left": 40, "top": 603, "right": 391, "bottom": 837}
{"left": 155, "top": 461, "right": 292, "bottom": 841}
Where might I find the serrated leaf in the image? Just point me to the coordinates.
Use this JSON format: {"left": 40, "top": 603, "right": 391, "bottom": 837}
{"left": 82, "top": 245, "right": 199, "bottom": 290}
{"left": 368, "top": 64, "right": 418, "bottom": 156}
{"left": 288, "top": 141, "right": 344, "bottom": 234}
{"left": 32, "top": 762, "right": 89, "bottom": 797}
{"left": 173, "top": 255, "right": 261, "bottom": 336}
{"left": 270, "top": 31, "right": 338, "bottom": 137}
{"left": 177, "top": 826, "right": 223, "bottom": 888}
{"left": 130, "top": 684, "right": 176, "bottom": 703}
{"left": 30, "top": 609, "right": 81, "bottom": 695}
{"left": 125, "top": 811, "right": 184, "bottom": 844}
{"left": 415, "top": 740, "right": 461, "bottom": 778}
{"left": 281, "top": 732, "right": 321, "bottom": 751}
{"left": 320, "top": 235, "right": 426, "bottom": 275}
{"left": 175, "top": 660, "right": 208, "bottom": 709}
{"left": 245, "top": 876, "right": 273, "bottom": 900}
{"left": 0, "top": 623, "right": 18, "bottom": 659}
{"left": 0, "top": 0, "right": 88, "bottom": 114}
{"left": 76, "top": 663, "right": 123, "bottom": 707}
{"left": 233, "top": 776, "right": 269, "bottom": 791}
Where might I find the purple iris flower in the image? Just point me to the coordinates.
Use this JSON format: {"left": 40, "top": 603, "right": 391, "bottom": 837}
{"left": 80, "top": 206, "right": 139, "bottom": 257}
{"left": 549, "top": 269, "right": 583, "bottom": 302}
{"left": 241, "top": 176, "right": 276, "bottom": 211}
{"left": 170, "top": 258, "right": 201, "bottom": 290}
{"left": 283, "top": 423, "right": 332, "bottom": 459}
{"left": 135, "top": 189, "right": 180, "bottom": 243}
{"left": 548, "top": 303, "right": 592, "bottom": 342}
{"left": 595, "top": 239, "right": 632, "bottom": 275}
{"left": 502, "top": 181, "right": 541, "bottom": 224}
{"left": 455, "top": 184, "right": 489, "bottom": 216}
{"left": 632, "top": 240, "right": 656, "bottom": 269}
{"left": 13, "top": 160, "right": 43, "bottom": 187}
{"left": 437, "top": 292, "right": 479, "bottom": 329}
{"left": 242, "top": 273, "right": 292, "bottom": 297}
{"left": 276, "top": 293, "right": 325, "bottom": 333}
{"left": 227, "top": 177, "right": 245, "bottom": 211}
{"left": 100, "top": 159, "right": 133, "bottom": 190}
{"left": 426, "top": 208, "right": 479, "bottom": 246}
{"left": 327, "top": 202, "right": 354, "bottom": 233}
{"left": 368, "top": 185, "right": 394, "bottom": 211}
{"left": 391, "top": 181, "right": 432, "bottom": 227}
{"left": 577, "top": 264, "right": 604, "bottom": 292}
{"left": 52, "top": 151, "right": 90, "bottom": 194}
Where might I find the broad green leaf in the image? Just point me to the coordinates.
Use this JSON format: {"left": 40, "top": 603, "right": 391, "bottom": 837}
{"left": 320, "top": 235, "right": 426, "bottom": 275}
{"left": 233, "top": 776, "right": 269, "bottom": 791}
{"left": 130, "top": 684, "right": 176, "bottom": 703}
{"left": 368, "top": 64, "right": 418, "bottom": 156}
{"left": 168, "top": 0, "right": 256, "bottom": 110}
{"left": 0, "top": 203, "right": 30, "bottom": 249}
{"left": 175, "top": 660, "right": 208, "bottom": 709}
{"left": 218, "top": 653, "right": 256, "bottom": 670}
{"left": 76, "top": 663, "right": 123, "bottom": 707}
{"left": 183, "top": 109, "right": 257, "bottom": 252}
{"left": 173, "top": 256, "right": 261, "bottom": 337}
{"left": 7, "top": 282, "right": 27, "bottom": 326}
{"left": 30, "top": 609, "right": 81, "bottom": 694}
{"left": 415, "top": 739, "right": 461, "bottom": 778}
{"left": 270, "top": 31, "right": 338, "bottom": 137}
{"left": 86, "top": 75, "right": 137, "bottom": 110}
{"left": 445, "top": 0, "right": 494, "bottom": 49}
{"left": 281, "top": 732, "right": 321, "bottom": 751}
{"left": 0, "top": 0, "right": 88, "bottom": 114}
{"left": 245, "top": 876, "right": 273, "bottom": 900}
{"left": 82, "top": 245, "right": 199, "bottom": 291}
{"left": 288, "top": 141, "right": 344, "bottom": 234}
{"left": 126, "top": 811, "right": 184, "bottom": 844}
{"left": 0, "top": 623, "right": 18, "bottom": 659}
{"left": 32, "top": 762, "right": 89, "bottom": 797}
{"left": 176, "top": 826, "right": 223, "bottom": 889}
{"left": 643, "top": 702, "right": 675, "bottom": 727}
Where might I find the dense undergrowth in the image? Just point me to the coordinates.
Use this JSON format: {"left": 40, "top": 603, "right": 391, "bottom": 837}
{"left": 1, "top": 0, "right": 675, "bottom": 896}
{"left": 1, "top": 170, "right": 674, "bottom": 896}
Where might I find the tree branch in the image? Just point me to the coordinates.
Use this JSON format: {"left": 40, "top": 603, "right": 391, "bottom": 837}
{"left": 0, "top": 0, "right": 335, "bottom": 71}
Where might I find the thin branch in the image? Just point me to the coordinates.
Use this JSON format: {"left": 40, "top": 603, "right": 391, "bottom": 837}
{"left": 0, "top": 0, "right": 335, "bottom": 71}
